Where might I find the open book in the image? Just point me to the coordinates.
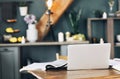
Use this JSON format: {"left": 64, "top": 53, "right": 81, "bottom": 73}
{"left": 20, "top": 59, "right": 67, "bottom": 72}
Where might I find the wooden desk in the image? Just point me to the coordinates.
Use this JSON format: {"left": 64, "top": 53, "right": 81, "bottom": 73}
{"left": 28, "top": 69, "right": 120, "bottom": 79}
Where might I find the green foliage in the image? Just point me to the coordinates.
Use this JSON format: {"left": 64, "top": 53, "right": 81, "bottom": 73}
{"left": 93, "top": 10, "right": 103, "bottom": 18}
{"left": 68, "top": 9, "right": 82, "bottom": 34}
{"left": 19, "top": 2, "right": 27, "bottom": 6}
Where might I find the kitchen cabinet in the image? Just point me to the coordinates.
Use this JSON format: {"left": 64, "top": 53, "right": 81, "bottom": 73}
{"left": 0, "top": 47, "right": 20, "bottom": 79}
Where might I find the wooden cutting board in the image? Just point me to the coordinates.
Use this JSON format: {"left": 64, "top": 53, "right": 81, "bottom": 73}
{"left": 36, "top": 0, "right": 73, "bottom": 41}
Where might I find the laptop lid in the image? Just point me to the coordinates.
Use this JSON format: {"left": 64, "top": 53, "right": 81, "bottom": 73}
{"left": 67, "top": 43, "right": 111, "bottom": 70}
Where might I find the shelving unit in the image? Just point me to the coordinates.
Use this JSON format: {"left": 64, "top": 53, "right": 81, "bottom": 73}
{"left": 87, "top": 17, "right": 120, "bottom": 58}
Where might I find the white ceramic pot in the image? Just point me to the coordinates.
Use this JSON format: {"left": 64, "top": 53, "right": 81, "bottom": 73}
{"left": 26, "top": 24, "right": 38, "bottom": 42}
{"left": 19, "top": 6, "right": 28, "bottom": 16}
{"left": 117, "top": 35, "right": 120, "bottom": 42}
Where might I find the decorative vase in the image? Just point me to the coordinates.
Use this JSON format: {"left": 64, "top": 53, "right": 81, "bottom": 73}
{"left": 19, "top": 6, "right": 28, "bottom": 16}
{"left": 26, "top": 24, "right": 38, "bottom": 42}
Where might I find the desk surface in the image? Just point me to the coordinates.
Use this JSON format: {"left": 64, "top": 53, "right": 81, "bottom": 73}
{"left": 28, "top": 69, "right": 120, "bottom": 79}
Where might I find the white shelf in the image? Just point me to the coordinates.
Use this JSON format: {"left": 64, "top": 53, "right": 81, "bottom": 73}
{"left": 0, "top": 41, "right": 89, "bottom": 47}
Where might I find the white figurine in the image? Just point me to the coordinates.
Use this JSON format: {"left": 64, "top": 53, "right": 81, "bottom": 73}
{"left": 58, "top": 32, "right": 64, "bottom": 42}
{"left": 100, "top": 38, "right": 104, "bottom": 44}
{"left": 21, "top": 36, "right": 25, "bottom": 44}
{"left": 103, "top": 12, "right": 107, "bottom": 19}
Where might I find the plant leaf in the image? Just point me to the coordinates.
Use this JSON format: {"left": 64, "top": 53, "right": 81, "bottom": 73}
{"left": 76, "top": 9, "right": 82, "bottom": 22}
{"left": 69, "top": 12, "right": 74, "bottom": 28}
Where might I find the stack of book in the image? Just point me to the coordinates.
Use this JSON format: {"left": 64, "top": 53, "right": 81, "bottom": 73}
{"left": 109, "top": 58, "right": 120, "bottom": 71}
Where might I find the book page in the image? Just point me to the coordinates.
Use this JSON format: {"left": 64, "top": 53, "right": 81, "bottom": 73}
{"left": 20, "top": 59, "right": 67, "bottom": 72}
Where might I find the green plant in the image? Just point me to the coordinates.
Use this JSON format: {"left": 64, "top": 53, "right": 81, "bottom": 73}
{"left": 67, "top": 9, "right": 82, "bottom": 34}
{"left": 93, "top": 10, "right": 103, "bottom": 18}
{"left": 19, "top": 1, "right": 27, "bottom": 6}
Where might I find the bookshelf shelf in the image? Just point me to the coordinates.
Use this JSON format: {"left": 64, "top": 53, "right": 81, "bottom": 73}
{"left": 87, "top": 18, "right": 120, "bottom": 58}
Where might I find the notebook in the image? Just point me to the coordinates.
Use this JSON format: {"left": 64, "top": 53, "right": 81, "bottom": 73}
{"left": 67, "top": 43, "right": 111, "bottom": 70}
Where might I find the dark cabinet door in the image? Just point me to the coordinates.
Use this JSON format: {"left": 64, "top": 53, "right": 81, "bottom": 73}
{"left": 0, "top": 47, "right": 20, "bottom": 79}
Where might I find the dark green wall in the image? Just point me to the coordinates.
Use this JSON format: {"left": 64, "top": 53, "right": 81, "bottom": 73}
{"left": 0, "top": 0, "right": 118, "bottom": 41}
{"left": 0, "top": 0, "right": 120, "bottom": 64}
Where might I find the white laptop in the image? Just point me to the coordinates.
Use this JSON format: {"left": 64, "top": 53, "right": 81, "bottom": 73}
{"left": 67, "top": 43, "right": 111, "bottom": 70}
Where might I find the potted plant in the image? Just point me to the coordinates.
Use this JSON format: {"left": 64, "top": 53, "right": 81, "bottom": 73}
{"left": 19, "top": 1, "right": 28, "bottom": 16}
{"left": 93, "top": 10, "right": 103, "bottom": 18}
{"left": 108, "top": 0, "right": 115, "bottom": 16}
{"left": 66, "top": 8, "right": 82, "bottom": 34}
